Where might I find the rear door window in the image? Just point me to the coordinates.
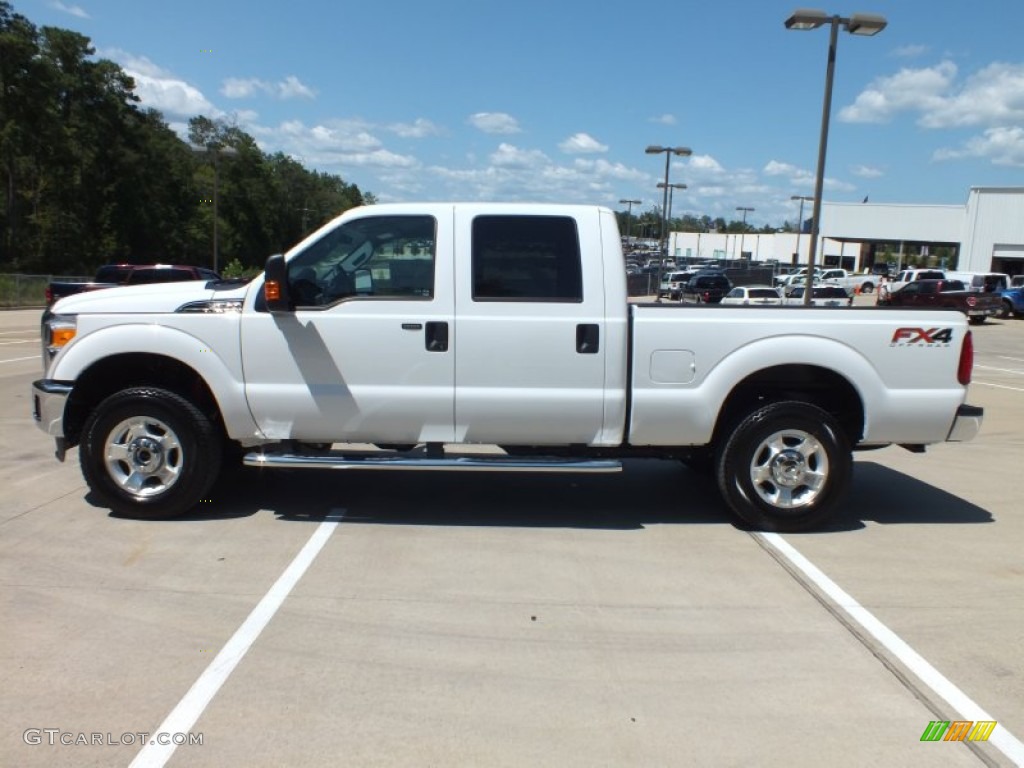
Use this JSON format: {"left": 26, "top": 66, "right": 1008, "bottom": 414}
{"left": 471, "top": 215, "right": 583, "bottom": 302}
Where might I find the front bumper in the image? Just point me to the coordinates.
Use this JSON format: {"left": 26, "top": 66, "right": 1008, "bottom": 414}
{"left": 947, "top": 404, "right": 983, "bottom": 442}
{"left": 32, "top": 379, "right": 73, "bottom": 438}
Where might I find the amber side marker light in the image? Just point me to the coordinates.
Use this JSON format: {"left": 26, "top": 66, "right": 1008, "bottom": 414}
{"left": 264, "top": 280, "right": 281, "bottom": 302}
{"left": 50, "top": 328, "right": 76, "bottom": 347}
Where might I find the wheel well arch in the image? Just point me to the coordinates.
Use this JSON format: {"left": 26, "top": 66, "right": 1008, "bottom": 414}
{"left": 712, "top": 364, "right": 864, "bottom": 448}
{"left": 63, "top": 353, "right": 221, "bottom": 447}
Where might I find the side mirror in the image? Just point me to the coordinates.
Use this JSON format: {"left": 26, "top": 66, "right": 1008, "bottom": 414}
{"left": 263, "top": 254, "right": 291, "bottom": 312}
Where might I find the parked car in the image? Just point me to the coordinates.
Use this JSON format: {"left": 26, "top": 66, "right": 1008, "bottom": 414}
{"left": 783, "top": 286, "right": 853, "bottom": 307}
{"left": 720, "top": 285, "right": 782, "bottom": 306}
{"left": 658, "top": 270, "right": 697, "bottom": 300}
{"left": 780, "top": 274, "right": 824, "bottom": 297}
{"left": 46, "top": 264, "right": 221, "bottom": 305}
{"left": 679, "top": 273, "right": 732, "bottom": 304}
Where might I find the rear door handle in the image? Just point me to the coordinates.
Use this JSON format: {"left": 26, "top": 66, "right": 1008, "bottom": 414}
{"left": 576, "top": 323, "right": 599, "bottom": 354}
{"left": 425, "top": 321, "right": 448, "bottom": 352}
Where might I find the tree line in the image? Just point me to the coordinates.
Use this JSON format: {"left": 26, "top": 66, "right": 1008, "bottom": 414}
{"left": 615, "top": 209, "right": 788, "bottom": 243}
{"left": 0, "top": 2, "right": 367, "bottom": 276}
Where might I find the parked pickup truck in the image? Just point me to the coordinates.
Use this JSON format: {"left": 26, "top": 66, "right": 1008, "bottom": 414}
{"left": 46, "top": 264, "right": 221, "bottom": 305}
{"left": 998, "top": 283, "right": 1024, "bottom": 319}
{"left": 32, "top": 203, "right": 983, "bottom": 532}
{"left": 877, "top": 279, "right": 1002, "bottom": 324}
{"left": 819, "top": 268, "right": 879, "bottom": 295}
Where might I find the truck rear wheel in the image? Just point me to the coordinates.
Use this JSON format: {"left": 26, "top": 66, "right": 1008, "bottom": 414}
{"left": 79, "top": 387, "right": 222, "bottom": 519}
{"left": 715, "top": 401, "right": 850, "bottom": 532}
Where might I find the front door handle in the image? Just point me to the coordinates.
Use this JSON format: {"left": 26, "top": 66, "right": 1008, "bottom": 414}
{"left": 576, "top": 323, "right": 599, "bottom": 354}
{"left": 426, "top": 321, "right": 448, "bottom": 352}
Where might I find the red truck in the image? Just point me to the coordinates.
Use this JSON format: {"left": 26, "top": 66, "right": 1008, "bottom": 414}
{"left": 46, "top": 264, "right": 221, "bottom": 306}
{"left": 878, "top": 279, "right": 1002, "bottom": 324}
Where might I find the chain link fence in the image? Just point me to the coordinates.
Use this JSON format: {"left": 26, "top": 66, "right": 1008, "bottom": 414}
{"left": 0, "top": 274, "right": 90, "bottom": 309}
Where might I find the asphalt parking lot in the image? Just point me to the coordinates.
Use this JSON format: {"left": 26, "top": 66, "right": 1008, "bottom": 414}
{"left": 1, "top": 306, "right": 1022, "bottom": 767}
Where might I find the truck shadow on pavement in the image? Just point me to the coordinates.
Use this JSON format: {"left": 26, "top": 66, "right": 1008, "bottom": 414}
{"left": 122, "top": 456, "right": 994, "bottom": 532}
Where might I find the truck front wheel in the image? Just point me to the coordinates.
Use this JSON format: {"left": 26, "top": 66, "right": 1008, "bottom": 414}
{"left": 715, "top": 401, "right": 850, "bottom": 532}
{"left": 79, "top": 388, "right": 222, "bottom": 519}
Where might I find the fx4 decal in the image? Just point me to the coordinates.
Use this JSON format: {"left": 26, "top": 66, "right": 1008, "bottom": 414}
{"left": 891, "top": 327, "right": 954, "bottom": 346}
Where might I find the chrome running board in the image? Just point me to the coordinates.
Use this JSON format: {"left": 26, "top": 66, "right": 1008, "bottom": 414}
{"left": 243, "top": 451, "right": 622, "bottom": 473}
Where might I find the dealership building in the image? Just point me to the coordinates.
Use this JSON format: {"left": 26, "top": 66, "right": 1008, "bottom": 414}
{"left": 667, "top": 186, "right": 1024, "bottom": 276}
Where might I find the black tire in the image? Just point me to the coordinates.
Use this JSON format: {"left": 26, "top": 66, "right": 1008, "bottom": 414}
{"left": 999, "top": 300, "right": 1014, "bottom": 319}
{"left": 969, "top": 316, "right": 987, "bottom": 325}
{"left": 79, "top": 387, "right": 222, "bottom": 519}
{"left": 861, "top": 282, "right": 874, "bottom": 294}
{"left": 715, "top": 401, "right": 851, "bottom": 532}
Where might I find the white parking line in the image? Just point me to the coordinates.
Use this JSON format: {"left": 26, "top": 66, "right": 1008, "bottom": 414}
{"left": 975, "top": 364, "right": 1024, "bottom": 376}
{"left": 973, "top": 381, "right": 1024, "bottom": 393}
{"left": 0, "top": 355, "right": 40, "bottom": 365}
{"left": 997, "top": 355, "right": 1024, "bottom": 363}
{"left": 756, "top": 532, "right": 1024, "bottom": 766}
{"left": 0, "top": 339, "right": 34, "bottom": 345}
{"left": 129, "top": 510, "right": 344, "bottom": 768}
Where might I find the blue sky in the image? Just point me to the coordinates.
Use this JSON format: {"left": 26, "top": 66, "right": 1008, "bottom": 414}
{"left": 28, "top": 0, "right": 1024, "bottom": 228}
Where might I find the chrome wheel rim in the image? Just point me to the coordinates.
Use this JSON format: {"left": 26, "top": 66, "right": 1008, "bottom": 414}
{"left": 749, "top": 429, "right": 828, "bottom": 509}
{"left": 103, "top": 416, "right": 183, "bottom": 497}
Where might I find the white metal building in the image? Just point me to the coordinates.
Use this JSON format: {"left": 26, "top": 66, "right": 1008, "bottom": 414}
{"left": 666, "top": 186, "right": 1024, "bottom": 276}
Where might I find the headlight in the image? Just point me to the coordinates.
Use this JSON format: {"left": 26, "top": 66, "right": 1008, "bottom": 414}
{"left": 42, "top": 312, "right": 77, "bottom": 362}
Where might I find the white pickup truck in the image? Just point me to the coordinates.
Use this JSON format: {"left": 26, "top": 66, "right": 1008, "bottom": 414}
{"left": 819, "top": 268, "right": 879, "bottom": 295}
{"left": 32, "top": 203, "right": 982, "bottom": 531}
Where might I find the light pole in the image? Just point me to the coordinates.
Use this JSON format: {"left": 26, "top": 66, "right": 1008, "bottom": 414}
{"left": 619, "top": 198, "right": 641, "bottom": 246}
{"left": 736, "top": 206, "right": 754, "bottom": 262}
{"left": 790, "top": 195, "right": 814, "bottom": 267}
{"left": 646, "top": 145, "right": 692, "bottom": 302}
{"left": 190, "top": 144, "right": 239, "bottom": 273}
{"left": 657, "top": 182, "right": 687, "bottom": 258}
{"left": 785, "top": 9, "right": 886, "bottom": 305}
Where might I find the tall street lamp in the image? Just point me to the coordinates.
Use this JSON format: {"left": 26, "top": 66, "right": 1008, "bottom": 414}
{"left": 736, "top": 206, "right": 754, "bottom": 261}
{"left": 619, "top": 198, "right": 641, "bottom": 245}
{"left": 191, "top": 144, "right": 239, "bottom": 273}
{"left": 790, "top": 195, "right": 814, "bottom": 266}
{"left": 657, "top": 182, "right": 687, "bottom": 258}
{"left": 785, "top": 9, "right": 886, "bottom": 305}
{"left": 646, "top": 145, "right": 692, "bottom": 302}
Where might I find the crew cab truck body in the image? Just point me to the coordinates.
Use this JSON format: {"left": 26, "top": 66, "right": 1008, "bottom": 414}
{"left": 32, "top": 203, "right": 983, "bottom": 532}
{"left": 878, "top": 279, "right": 1002, "bottom": 324}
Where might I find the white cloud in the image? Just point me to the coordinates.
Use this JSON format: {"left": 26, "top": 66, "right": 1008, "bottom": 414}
{"left": 221, "top": 75, "right": 315, "bottom": 100}
{"left": 919, "top": 62, "right": 1024, "bottom": 129}
{"left": 387, "top": 118, "right": 442, "bottom": 138}
{"left": 649, "top": 114, "right": 677, "bottom": 125}
{"left": 51, "top": 1, "right": 89, "bottom": 18}
{"left": 839, "top": 61, "right": 957, "bottom": 124}
{"left": 558, "top": 132, "right": 608, "bottom": 154}
{"left": 490, "top": 143, "right": 549, "bottom": 168}
{"left": 468, "top": 112, "right": 521, "bottom": 134}
{"left": 98, "top": 50, "right": 216, "bottom": 119}
{"left": 840, "top": 61, "right": 1024, "bottom": 130}
{"left": 221, "top": 78, "right": 261, "bottom": 99}
{"left": 934, "top": 126, "right": 1024, "bottom": 167}
{"left": 689, "top": 154, "right": 725, "bottom": 174}
{"left": 891, "top": 44, "right": 927, "bottom": 58}
{"left": 251, "top": 118, "right": 417, "bottom": 170}
{"left": 277, "top": 75, "right": 315, "bottom": 99}
{"left": 851, "top": 164, "right": 884, "bottom": 178}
